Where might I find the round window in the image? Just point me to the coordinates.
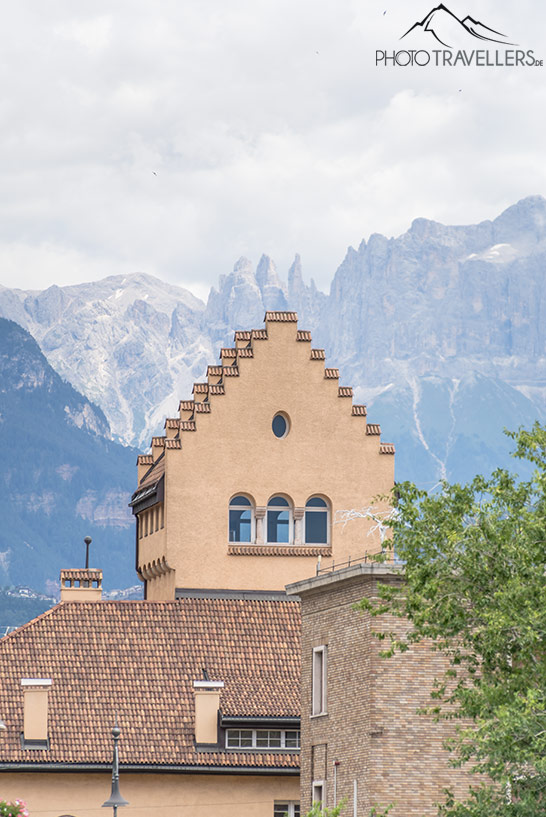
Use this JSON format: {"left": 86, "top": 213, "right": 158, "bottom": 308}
{"left": 272, "top": 412, "right": 290, "bottom": 439}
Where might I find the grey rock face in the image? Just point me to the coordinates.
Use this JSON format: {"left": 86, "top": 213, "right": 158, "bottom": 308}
{"left": 0, "top": 196, "right": 544, "bottom": 489}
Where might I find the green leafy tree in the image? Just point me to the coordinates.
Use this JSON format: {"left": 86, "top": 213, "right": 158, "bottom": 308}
{"left": 359, "top": 423, "right": 546, "bottom": 816}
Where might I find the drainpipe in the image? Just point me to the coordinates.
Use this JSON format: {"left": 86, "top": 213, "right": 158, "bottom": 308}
{"left": 333, "top": 760, "right": 340, "bottom": 805}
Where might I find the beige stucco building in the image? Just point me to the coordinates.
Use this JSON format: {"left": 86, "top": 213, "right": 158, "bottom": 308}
{"left": 131, "top": 311, "right": 395, "bottom": 600}
{"left": 0, "top": 311, "right": 397, "bottom": 816}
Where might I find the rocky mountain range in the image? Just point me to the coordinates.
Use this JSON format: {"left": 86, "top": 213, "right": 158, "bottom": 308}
{"left": 0, "top": 318, "right": 138, "bottom": 591}
{"left": 1, "top": 195, "right": 545, "bottom": 493}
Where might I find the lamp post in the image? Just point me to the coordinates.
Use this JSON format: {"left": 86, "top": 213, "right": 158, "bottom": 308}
{"left": 102, "top": 722, "right": 129, "bottom": 816}
{"left": 84, "top": 536, "right": 92, "bottom": 570}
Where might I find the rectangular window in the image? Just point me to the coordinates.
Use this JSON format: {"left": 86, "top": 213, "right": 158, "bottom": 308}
{"left": 312, "top": 646, "right": 327, "bottom": 716}
{"left": 312, "top": 782, "right": 324, "bottom": 807}
{"left": 226, "top": 728, "right": 300, "bottom": 749}
{"left": 274, "top": 803, "right": 300, "bottom": 817}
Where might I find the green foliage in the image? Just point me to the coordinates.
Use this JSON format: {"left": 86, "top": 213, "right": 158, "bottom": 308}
{"left": 0, "top": 800, "right": 29, "bottom": 817}
{"left": 302, "top": 800, "right": 391, "bottom": 817}
{"left": 303, "top": 799, "right": 346, "bottom": 816}
{"left": 358, "top": 423, "right": 546, "bottom": 816}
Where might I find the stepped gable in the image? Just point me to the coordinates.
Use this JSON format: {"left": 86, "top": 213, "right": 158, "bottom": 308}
{"left": 136, "top": 311, "right": 394, "bottom": 486}
{"left": 0, "top": 598, "right": 300, "bottom": 770}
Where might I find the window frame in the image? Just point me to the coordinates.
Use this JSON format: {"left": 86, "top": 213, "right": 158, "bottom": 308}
{"left": 304, "top": 496, "right": 330, "bottom": 545}
{"left": 312, "top": 645, "right": 328, "bottom": 716}
{"left": 312, "top": 781, "right": 325, "bottom": 808}
{"left": 225, "top": 727, "right": 301, "bottom": 750}
{"left": 266, "top": 495, "right": 293, "bottom": 545}
{"left": 228, "top": 494, "right": 255, "bottom": 543}
{"left": 274, "top": 802, "right": 300, "bottom": 817}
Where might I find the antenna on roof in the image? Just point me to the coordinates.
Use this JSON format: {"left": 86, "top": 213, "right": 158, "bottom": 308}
{"left": 84, "top": 536, "right": 92, "bottom": 569}
{"left": 202, "top": 667, "right": 209, "bottom": 681}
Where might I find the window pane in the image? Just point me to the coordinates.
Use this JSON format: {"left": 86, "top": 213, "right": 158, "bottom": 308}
{"left": 229, "top": 509, "right": 251, "bottom": 542}
{"left": 226, "top": 731, "right": 240, "bottom": 747}
{"left": 269, "top": 496, "right": 289, "bottom": 507}
{"left": 306, "top": 497, "right": 327, "bottom": 507}
{"left": 305, "top": 510, "right": 327, "bottom": 544}
{"left": 294, "top": 806, "right": 300, "bottom": 817}
{"left": 272, "top": 414, "right": 288, "bottom": 438}
{"left": 268, "top": 510, "right": 290, "bottom": 543}
{"left": 230, "top": 495, "right": 251, "bottom": 506}
{"left": 274, "top": 806, "right": 289, "bottom": 817}
{"left": 285, "top": 730, "right": 300, "bottom": 748}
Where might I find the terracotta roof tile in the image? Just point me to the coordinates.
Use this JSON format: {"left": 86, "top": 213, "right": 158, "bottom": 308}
{"left": 165, "top": 439, "right": 181, "bottom": 449}
{"left": 252, "top": 329, "right": 268, "bottom": 340}
{"left": 237, "top": 348, "right": 254, "bottom": 358}
{"left": 136, "top": 456, "right": 165, "bottom": 491}
{"left": 228, "top": 545, "right": 332, "bottom": 557}
{"left": 352, "top": 405, "right": 367, "bottom": 416}
{"left": 209, "top": 384, "right": 225, "bottom": 395}
{"left": 338, "top": 387, "right": 353, "bottom": 398}
{"left": 179, "top": 421, "right": 196, "bottom": 431}
{"left": 310, "top": 349, "right": 325, "bottom": 360}
{"left": 152, "top": 436, "right": 166, "bottom": 447}
{"left": 234, "top": 331, "right": 252, "bottom": 341}
{"left": 220, "top": 348, "right": 237, "bottom": 359}
{"left": 222, "top": 367, "right": 239, "bottom": 377}
{"left": 379, "top": 442, "right": 396, "bottom": 454}
{"left": 324, "top": 368, "right": 339, "bottom": 379}
{"left": 192, "top": 383, "right": 209, "bottom": 394}
{"left": 207, "top": 365, "right": 223, "bottom": 377}
{"left": 179, "top": 400, "right": 194, "bottom": 412}
{"left": 296, "top": 330, "right": 311, "bottom": 342}
{"left": 366, "top": 423, "right": 381, "bottom": 435}
{"left": 195, "top": 402, "right": 212, "bottom": 413}
{"left": 60, "top": 569, "right": 102, "bottom": 582}
{"left": 264, "top": 312, "right": 298, "bottom": 322}
{"left": 137, "top": 454, "right": 153, "bottom": 466}
{"left": 165, "top": 418, "right": 180, "bottom": 429}
{"left": 0, "top": 599, "right": 300, "bottom": 769}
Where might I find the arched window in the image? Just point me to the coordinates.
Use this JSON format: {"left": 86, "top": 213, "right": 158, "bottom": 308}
{"left": 305, "top": 497, "right": 329, "bottom": 544}
{"left": 267, "top": 496, "right": 292, "bottom": 544}
{"left": 229, "top": 495, "right": 254, "bottom": 543}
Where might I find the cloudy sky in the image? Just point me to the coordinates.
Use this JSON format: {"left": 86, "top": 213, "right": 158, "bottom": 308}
{"left": 0, "top": 0, "right": 545, "bottom": 299}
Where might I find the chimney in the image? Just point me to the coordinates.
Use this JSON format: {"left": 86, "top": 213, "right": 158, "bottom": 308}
{"left": 193, "top": 680, "right": 224, "bottom": 745}
{"left": 22, "top": 678, "right": 52, "bottom": 745}
{"left": 60, "top": 568, "right": 102, "bottom": 601}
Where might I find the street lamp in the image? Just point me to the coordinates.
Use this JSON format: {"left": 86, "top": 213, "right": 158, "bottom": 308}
{"left": 102, "top": 721, "right": 129, "bottom": 816}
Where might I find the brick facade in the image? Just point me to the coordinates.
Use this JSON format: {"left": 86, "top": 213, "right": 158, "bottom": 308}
{"left": 288, "top": 564, "right": 472, "bottom": 817}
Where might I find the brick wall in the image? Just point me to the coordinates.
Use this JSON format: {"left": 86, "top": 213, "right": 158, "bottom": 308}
{"left": 299, "top": 569, "right": 471, "bottom": 816}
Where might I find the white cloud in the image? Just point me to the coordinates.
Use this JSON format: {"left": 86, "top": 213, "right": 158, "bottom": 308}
{"left": 0, "top": 0, "right": 544, "bottom": 297}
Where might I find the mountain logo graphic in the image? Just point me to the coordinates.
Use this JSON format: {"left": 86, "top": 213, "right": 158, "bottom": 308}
{"left": 401, "top": 4, "right": 517, "bottom": 48}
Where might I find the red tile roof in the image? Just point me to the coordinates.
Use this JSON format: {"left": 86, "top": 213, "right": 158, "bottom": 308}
{"left": 179, "top": 421, "right": 197, "bottom": 431}
{"left": 234, "top": 331, "right": 252, "bottom": 341}
{"left": 296, "top": 331, "right": 311, "bottom": 342}
{"left": 208, "top": 384, "right": 225, "bottom": 395}
{"left": 379, "top": 442, "right": 396, "bottom": 454}
{"left": 0, "top": 599, "right": 301, "bottom": 770}
{"left": 207, "top": 366, "right": 223, "bottom": 377}
{"left": 179, "top": 400, "right": 194, "bottom": 412}
{"left": 137, "top": 454, "right": 153, "bottom": 466}
{"left": 310, "top": 349, "right": 325, "bottom": 360}
{"left": 252, "top": 329, "right": 268, "bottom": 340}
{"left": 165, "top": 439, "right": 181, "bottom": 449}
{"left": 338, "top": 387, "right": 353, "bottom": 398}
{"left": 366, "top": 423, "right": 381, "bottom": 435}
{"left": 222, "top": 367, "right": 239, "bottom": 377}
{"left": 324, "top": 368, "right": 339, "bottom": 379}
{"left": 352, "top": 405, "right": 367, "bottom": 416}
{"left": 193, "top": 383, "right": 209, "bottom": 394}
{"left": 264, "top": 312, "right": 298, "bottom": 322}
{"left": 194, "top": 402, "right": 212, "bottom": 413}
{"left": 237, "top": 348, "right": 254, "bottom": 358}
{"left": 220, "top": 348, "right": 237, "bottom": 359}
